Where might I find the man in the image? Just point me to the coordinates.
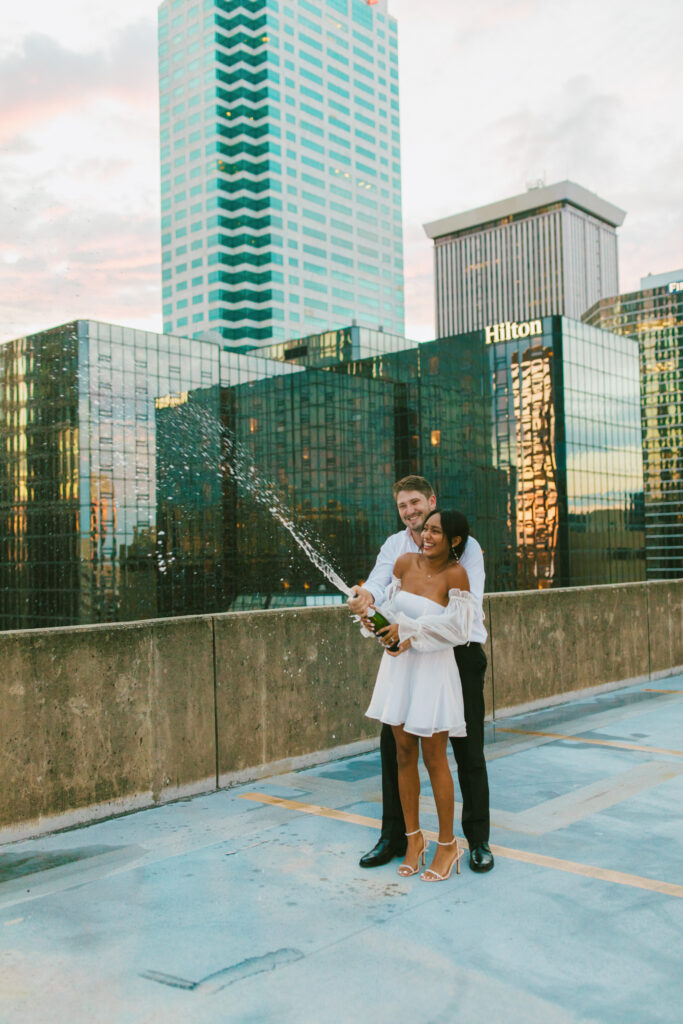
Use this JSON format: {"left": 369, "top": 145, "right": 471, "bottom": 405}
{"left": 348, "top": 475, "right": 494, "bottom": 873}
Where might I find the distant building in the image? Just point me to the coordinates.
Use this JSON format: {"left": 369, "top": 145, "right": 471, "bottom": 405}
{"left": 256, "top": 321, "right": 417, "bottom": 368}
{"left": 424, "top": 180, "right": 625, "bottom": 337}
{"left": 158, "top": 0, "right": 405, "bottom": 347}
{"left": 583, "top": 271, "right": 683, "bottom": 580}
{"left": 639, "top": 268, "right": 683, "bottom": 291}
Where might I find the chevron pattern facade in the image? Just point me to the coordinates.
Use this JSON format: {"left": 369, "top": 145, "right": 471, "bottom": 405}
{"left": 159, "top": 0, "right": 405, "bottom": 347}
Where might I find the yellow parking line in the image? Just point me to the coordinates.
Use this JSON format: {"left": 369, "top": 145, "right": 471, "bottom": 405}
{"left": 643, "top": 689, "right": 683, "bottom": 694}
{"left": 240, "top": 793, "right": 381, "bottom": 831}
{"left": 239, "top": 792, "right": 683, "bottom": 900}
{"left": 495, "top": 728, "right": 682, "bottom": 757}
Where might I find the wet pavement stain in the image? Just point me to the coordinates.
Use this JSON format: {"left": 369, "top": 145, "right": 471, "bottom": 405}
{"left": 0, "top": 846, "right": 121, "bottom": 883}
{"left": 315, "top": 762, "right": 381, "bottom": 782}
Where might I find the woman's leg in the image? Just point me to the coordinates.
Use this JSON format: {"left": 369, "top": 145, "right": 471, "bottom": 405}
{"left": 421, "top": 731, "right": 459, "bottom": 877}
{"left": 391, "top": 724, "right": 423, "bottom": 871}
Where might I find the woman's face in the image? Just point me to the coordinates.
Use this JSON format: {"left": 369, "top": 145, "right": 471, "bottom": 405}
{"left": 421, "top": 514, "right": 455, "bottom": 559}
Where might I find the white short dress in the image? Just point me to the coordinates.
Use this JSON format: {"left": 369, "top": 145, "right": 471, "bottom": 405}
{"left": 365, "top": 580, "right": 474, "bottom": 738}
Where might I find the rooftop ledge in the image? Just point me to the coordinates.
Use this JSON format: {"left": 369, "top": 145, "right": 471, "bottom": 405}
{"left": 423, "top": 179, "right": 627, "bottom": 239}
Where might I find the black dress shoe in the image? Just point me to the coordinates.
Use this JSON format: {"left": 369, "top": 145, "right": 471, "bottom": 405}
{"left": 359, "top": 836, "right": 407, "bottom": 868}
{"left": 469, "top": 842, "right": 494, "bottom": 872}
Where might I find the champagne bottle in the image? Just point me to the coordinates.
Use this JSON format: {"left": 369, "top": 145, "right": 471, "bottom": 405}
{"left": 367, "top": 608, "right": 400, "bottom": 652}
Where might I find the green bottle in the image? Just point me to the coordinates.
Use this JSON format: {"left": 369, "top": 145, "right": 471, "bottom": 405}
{"left": 367, "top": 609, "right": 400, "bottom": 652}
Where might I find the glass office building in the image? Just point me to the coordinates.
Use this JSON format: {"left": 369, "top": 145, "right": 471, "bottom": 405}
{"left": 0, "top": 321, "right": 398, "bottom": 629}
{"left": 0, "top": 317, "right": 644, "bottom": 630}
{"left": 158, "top": 0, "right": 405, "bottom": 346}
{"left": 584, "top": 270, "right": 683, "bottom": 579}
{"left": 257, "top": 321, "right": 417, "bottom": 367}
{"left": 329, "top": 317, "right": 645, "bottom": 590}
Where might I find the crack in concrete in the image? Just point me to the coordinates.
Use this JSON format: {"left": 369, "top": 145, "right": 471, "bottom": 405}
{"left": 140, "top": 947, "right": 304, "bottom": 993}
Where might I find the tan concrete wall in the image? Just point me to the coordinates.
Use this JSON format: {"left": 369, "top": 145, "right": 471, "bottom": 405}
{"left": 0, "top": 616, "right": 216, "bottom": 831}
{"left": 213, "top": 605, "right": 383, "bottom": 782}
{"left": 646, "top": 580, "right": 683, "bottom": 675}
{"left": 482, "top": 596, "right": 494, "bottom": 718}
{"left": 0, "top": 579, "right": 681, "bottom": 834}
{"left": 486, "top": 583, "right": 652, "bottom": 710}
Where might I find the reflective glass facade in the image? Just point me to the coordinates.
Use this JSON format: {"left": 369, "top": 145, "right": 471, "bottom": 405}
{"left": 0, "top": 317, "right": 644, "bottom": 630}
{"left": 0, "top": 321, "right": 397, "bottom": 629}
{"left": 325, "top": 317, "right": 645, "bottom": 591}
{"left": 159, "top": 0, "right": 404, "bottom": 346}
{"left": 583, "top": 279, "right": 683, "bottom": 578}
{"left": 257, "top": 322, "right": 417, "bottom": 367}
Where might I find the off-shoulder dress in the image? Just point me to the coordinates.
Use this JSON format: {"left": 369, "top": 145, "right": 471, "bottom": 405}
{"left": 365, "top": 578, "right": 473, "bottom": 738}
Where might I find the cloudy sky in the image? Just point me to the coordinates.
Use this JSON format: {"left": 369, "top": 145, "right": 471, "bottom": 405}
{"left": 2, "top": 0, "right": 682, "bottom": 344}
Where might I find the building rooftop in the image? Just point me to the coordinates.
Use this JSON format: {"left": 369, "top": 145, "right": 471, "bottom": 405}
{"left": 0, "top": 677, "right": 680, "bottom": 1022}
{"left": 640, "top": 268, "right": 683, "bottom": 290}
{"left": 423, "top": 180, "right": 627, "bottom": 239}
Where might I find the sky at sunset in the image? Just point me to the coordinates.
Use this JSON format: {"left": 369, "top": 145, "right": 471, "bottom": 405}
{"left": 2, "top": 0, "right": 682, "bottom": 344}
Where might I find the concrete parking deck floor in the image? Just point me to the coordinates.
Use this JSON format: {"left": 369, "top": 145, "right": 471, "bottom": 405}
{"left": 1, "top": 677, "right": 682, "bottom": 1024}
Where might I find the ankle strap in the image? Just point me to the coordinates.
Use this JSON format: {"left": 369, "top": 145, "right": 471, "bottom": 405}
{"left": 405, "top": 829, "right": 422, "bottom": 837}
{"left": 437, "top": 837, "right": 457, "bottom": 846}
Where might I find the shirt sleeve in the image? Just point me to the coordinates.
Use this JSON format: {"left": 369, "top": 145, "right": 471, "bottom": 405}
{"left": 363, "top": 535, "right": 400, "bottom": 605}
{"left": 459, "top": 537, "right": 485, "bottom": 610}
{"left": 392, "top": 589, "right": 475, "bottom": 653}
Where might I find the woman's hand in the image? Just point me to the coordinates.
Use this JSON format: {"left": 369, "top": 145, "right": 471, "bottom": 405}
{"left": 376, "top": 623, "right": 398, "bottom": 646}
{"left": 386, "top": 638, "right": 411, "bottom": 657}
{"left": 377, "top": 624, "right": 411, "bottom": 655}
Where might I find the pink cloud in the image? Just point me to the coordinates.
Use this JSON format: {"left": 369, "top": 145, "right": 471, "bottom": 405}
{"left": 0, "top": 23, "right": 157, "bottom": 144}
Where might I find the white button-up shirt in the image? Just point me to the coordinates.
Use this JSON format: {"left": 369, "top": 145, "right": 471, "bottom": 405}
{"left": 363, "top": 528, "right": 487, "bottom": 644}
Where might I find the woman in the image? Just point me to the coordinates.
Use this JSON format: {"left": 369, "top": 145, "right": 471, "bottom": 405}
{"left": 364, "top": 509, "right": 473, "bottom": 882}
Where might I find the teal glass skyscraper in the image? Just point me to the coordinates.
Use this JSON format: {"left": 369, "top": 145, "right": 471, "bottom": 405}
{"left": 158, "top": 0, "right": 405, "bottom": 346}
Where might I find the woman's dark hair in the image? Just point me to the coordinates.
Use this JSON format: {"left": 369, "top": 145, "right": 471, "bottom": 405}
{"left": 423, "top": 508, "right": 469, "bottom": 560}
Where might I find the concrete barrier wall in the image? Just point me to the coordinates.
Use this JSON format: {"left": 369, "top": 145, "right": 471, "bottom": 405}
{"left": 213, "top": 606, "right": 383, "bottom": 784}
{"left": 486, "top": 583, "right": 652, "bottom": 710}
{"left": 0, "top": 616, "right": 217, "bottom": 833}
{"left": 0, "top": 579, "right": 681, "bottom": 836}
{"left": 647, "top": 580, "right": 683, "bottom": 674}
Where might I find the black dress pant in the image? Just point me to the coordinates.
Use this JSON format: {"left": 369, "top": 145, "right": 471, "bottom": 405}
{"left": 379, "top": 642, "right": 490, "bottom": 846}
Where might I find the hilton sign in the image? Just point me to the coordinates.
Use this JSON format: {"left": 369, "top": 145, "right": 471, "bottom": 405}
{"left": 485, "top": 320, "right": 543, "bottom": 344}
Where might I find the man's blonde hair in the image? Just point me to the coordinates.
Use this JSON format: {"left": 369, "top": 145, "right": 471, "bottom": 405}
{"left": 392, "top": 475, "right": 435, "bottom": 501}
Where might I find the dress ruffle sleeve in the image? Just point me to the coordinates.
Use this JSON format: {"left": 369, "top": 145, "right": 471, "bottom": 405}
{"left": 380, "top": 586, "right": 474, "bottom": 652}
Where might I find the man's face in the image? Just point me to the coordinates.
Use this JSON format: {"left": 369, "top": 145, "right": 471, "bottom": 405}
{"left": 395, "top": 489, "right": 436, "bottom": 533}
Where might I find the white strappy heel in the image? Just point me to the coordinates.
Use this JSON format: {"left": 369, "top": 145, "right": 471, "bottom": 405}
{"left": 420, "top": 837, "right": 463, "bottom": 881}
{"left": 398, "top": 828, "right": 428, "bottom": 877}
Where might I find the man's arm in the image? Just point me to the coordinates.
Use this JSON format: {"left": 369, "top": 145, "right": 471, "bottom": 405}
{"left": 347, "top": 533, "right": 399, "bottom": 614}
{"left": 459, "top": 536, "right": 485, "bottom": 610}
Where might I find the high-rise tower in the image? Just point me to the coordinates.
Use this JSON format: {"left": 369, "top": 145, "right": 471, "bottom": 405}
{"left": 423, "top": 181, "right": 625, "bottom": 337}
{"left": 158, "top": 0, "right": 404, "bottom": 347}
{"left": 583, "top": 269, "right": 683, "bottom": 580}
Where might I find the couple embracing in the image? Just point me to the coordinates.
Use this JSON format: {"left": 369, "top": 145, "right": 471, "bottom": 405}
{"left": 349, "top": 476, "right": 494, "bottom": 882}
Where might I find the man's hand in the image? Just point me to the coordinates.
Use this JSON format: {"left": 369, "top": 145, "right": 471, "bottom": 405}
{"left": 347, "top": 586, "right": 374, "bottom": 616}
